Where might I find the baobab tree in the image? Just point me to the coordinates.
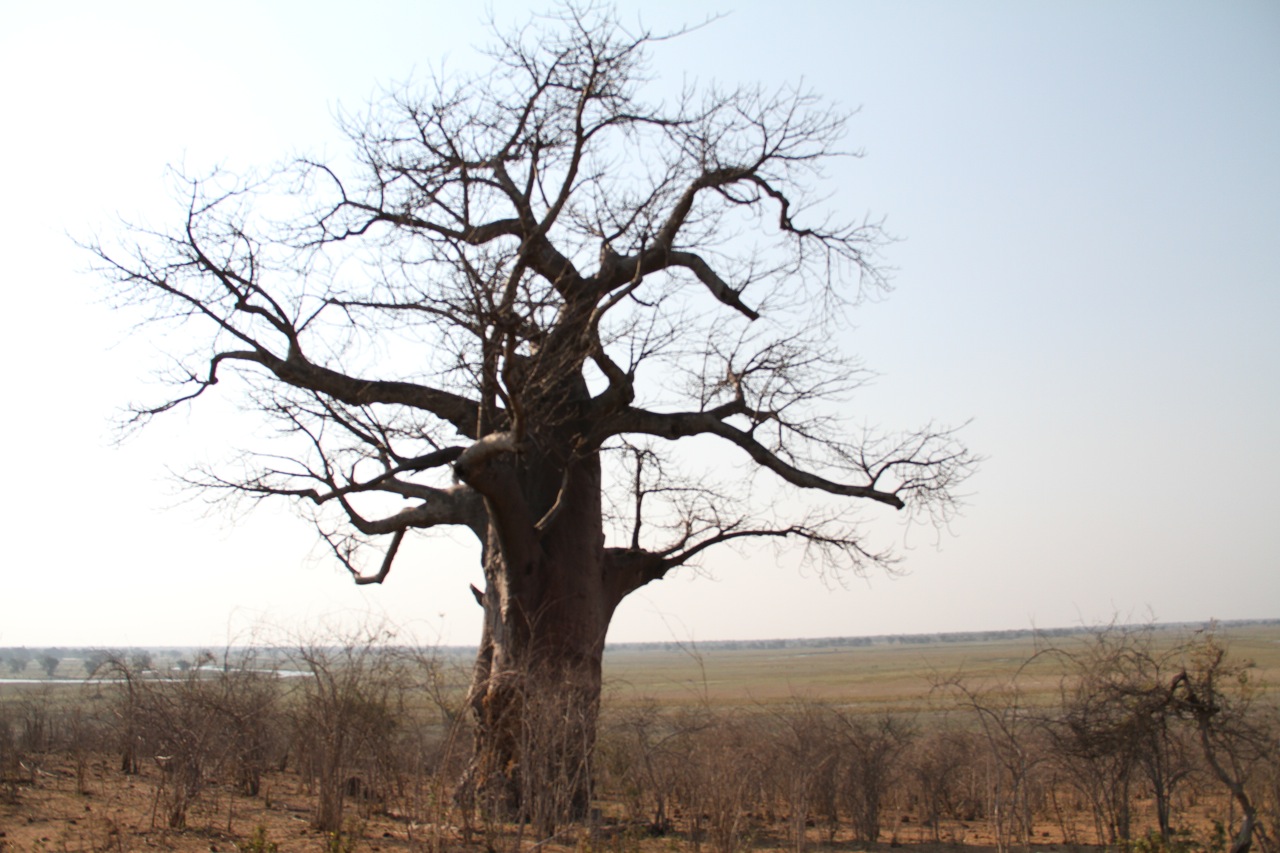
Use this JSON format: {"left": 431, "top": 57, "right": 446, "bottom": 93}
{"left": 89, "top": 5, "right": 975, "bottom": 822}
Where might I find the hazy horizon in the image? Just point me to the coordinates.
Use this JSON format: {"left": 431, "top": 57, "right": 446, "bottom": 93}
{"left": 4, "top": 616, "right": 1277, "bottom": 657}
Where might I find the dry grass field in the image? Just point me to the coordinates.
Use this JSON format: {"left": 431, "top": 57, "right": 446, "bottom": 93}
{"left": 603, "top": 622, "right": 1280, "bottom": 708}
{"left": 2, "top": 621, "right": 1277, "bottom": 852}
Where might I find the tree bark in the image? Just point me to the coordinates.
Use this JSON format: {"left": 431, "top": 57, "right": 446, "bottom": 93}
{"left": 450, "top": 350, "right": 627, "bottom": 831}
{"left": 460, "top": 441, "right": 615, "bottom": 831}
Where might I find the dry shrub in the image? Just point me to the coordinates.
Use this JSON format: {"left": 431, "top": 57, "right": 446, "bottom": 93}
{"left": 1042, "top": 625, "right": 1195, "bottom": 844}
{"left": 906, "top": 724, "right": 985, "bottom": 838}
{"left": 1171, "top": 632, "right": 1275, "bottom": 853}
{"left": 600, "top": 698, "right": 918, "bottom": 849}
{"left": 365, "top": 648, "right": 470, "bottom": 839}
{"left": 289, "top": 631, "right": 416, "bottom": 833}
{"left": 93, "top": 649, "right": 286, "bottom": 829}
{"left": 668, "top": 709, "right": 768, "bottom": 853}
{"left": 0, "top": 705, "right": 19, "bottom": 803}
{"left": 138, "top": 672, "right": 228, "bottom": 827}
{"left": 937, "top": 673, "right": 1052, "bottom": 853}
{"left": 16, "top": 687, "right": 53, "bottom": 754}
{"left": 62, "top": 704, "right": 104, "bottom": 795}
{"left": 768, "top": 700, "right": 843, "bottom": 849}
{"left": 598, "top": 700, "right": 688, "bottom": 833}
{"left": 834, "top": 711, "right": 915, "bottom": 844}
{"left": 517, "top": 674, "right": 599, "bottom": 839}
{"left": 1255, "top": 711, "right": 1280, "bottom": 853}
{"left": 215, "top": 665, "right": 284, "bottom": 798}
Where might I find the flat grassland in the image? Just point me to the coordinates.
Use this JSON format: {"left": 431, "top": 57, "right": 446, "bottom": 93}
{"left": 1, "top": 621, "right": 1276, "bottom": 852}
{"left": 602, "top": 621, "right": 1280, "bottom": 708}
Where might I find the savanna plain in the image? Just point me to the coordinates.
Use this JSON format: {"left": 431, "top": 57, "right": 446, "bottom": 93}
{"left": 1, "top": 621, "right": 1277, "bottom": 853}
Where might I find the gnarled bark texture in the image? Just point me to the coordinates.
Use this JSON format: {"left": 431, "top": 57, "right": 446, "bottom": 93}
{"left": 457, "top": 374, "right": 614, "bottom": 822}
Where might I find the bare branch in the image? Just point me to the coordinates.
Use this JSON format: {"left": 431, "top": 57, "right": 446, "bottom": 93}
{"left": 599, "top": 406, "right": 906, "bottom": 509}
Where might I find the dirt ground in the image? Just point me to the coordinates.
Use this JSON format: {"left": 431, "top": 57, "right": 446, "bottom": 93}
{"left": 0, "top": 751, "right": 1226, "bottom": 853}
{"left": 3, "top": 753, "right": 429, "bottom": 852}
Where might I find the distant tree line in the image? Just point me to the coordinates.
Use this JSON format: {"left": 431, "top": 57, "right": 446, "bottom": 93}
{"left": 6, "top": 620, "right": 1275, "bottom": 672}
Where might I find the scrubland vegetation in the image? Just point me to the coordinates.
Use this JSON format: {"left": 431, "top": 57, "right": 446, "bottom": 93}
{"left": 1, "top": 622, "right": 1277, "bottom": 853}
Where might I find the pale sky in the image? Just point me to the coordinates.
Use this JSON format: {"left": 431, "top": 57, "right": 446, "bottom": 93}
{"left": 1, "top": 1, "right": 1276, "bottom": 649}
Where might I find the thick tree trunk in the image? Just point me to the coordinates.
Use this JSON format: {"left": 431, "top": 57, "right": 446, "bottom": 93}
{"left": 458, "top": 432, "right": 618, "bottom": 832}
{"left": 451, "top": 351, "right": 678, "bottom": 830}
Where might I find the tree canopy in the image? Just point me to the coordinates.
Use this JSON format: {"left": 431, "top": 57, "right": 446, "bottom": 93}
{"left": 93, "top": 6, "right": 970, "bottom": 585}
{"left": 88, "top": 3, "right": 976, "bottom": 821}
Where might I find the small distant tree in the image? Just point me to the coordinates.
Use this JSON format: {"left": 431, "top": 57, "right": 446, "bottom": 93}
{"left": 6, "top": 652, "right": 28, "bottom": 674}
{"left": 38, "top": 654, "right": 60, "bottom": 678}
{"left": 84, "top": 650, "right": 108, "bottom": 677}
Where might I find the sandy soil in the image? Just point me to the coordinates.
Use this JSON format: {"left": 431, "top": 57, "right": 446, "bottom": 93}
{"left": 3, "top": 754, "right": 432, "bottom": 852}
{"left": 0, "top": 751, "right": 1194, "bottom": 853}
